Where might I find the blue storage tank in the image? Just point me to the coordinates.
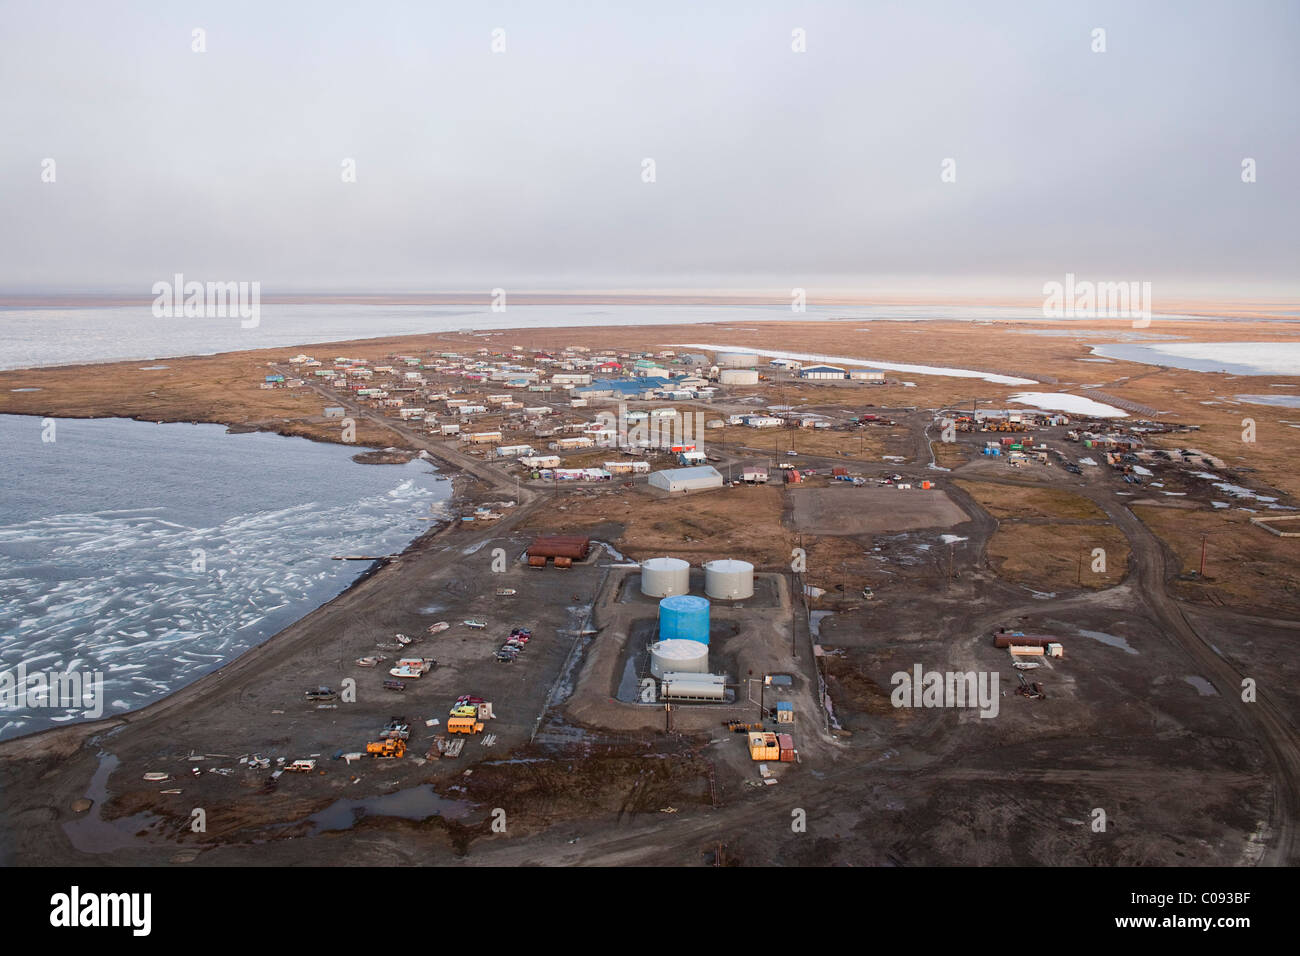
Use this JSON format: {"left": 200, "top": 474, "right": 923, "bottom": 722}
{"left": 658, "top": 594, "right": 710, "bottom": 645}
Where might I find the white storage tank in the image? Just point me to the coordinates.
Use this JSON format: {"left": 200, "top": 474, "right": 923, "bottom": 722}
{"left": 704, "top": 559, "right": 754, "bottom": 600}
{"left": 660, "top": 672, "right": 727, "bottom": 701}
{"left": 718, "top": 368, "right": 759, "bottom": 385}
{"left": 649, "top": 640, "right": 710, "bottom": 678}
{"left": 641, "top": 557, "right": 690, "bottom": 597}
{"left": 716, "top": 351, "right": 759, "bottom": 368}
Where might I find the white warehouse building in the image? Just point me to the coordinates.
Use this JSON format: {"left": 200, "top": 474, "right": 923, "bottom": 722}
{"left": 648, "top": 465, "right": 724, "bottom": 494}
{"left": 799, "top": 364, "right": 847, "bottom": 380}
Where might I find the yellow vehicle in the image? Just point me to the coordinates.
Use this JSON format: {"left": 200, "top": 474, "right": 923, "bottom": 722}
{"left": 447, "top": 717, "right": 485, "bottom": 735}
{"left": 449, "top": 705, "right": 479, "bottom": 718}
{"left": 365, "top": 738, "right": 406, "bottom": 758}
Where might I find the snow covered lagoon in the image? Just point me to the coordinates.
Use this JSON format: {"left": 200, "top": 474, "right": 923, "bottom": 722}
{"left": 1007, "top": 392, "right": 1127, "bottom": 417}
{"left": 1236, "top": 394, "right": 1300, "bottom": 409}
{"left": 0, "top": 416, "right": 450, "bottom": 740}
{"left": 1091, "top": 342, "right": 1300, "bottom": 376}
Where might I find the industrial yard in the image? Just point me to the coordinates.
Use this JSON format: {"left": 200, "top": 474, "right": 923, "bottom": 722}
{"left": 1, "top": 319, "right": 1298, "bottom": 868}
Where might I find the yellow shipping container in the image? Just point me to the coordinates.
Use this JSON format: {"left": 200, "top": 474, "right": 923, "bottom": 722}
{"left": 748, "top": 732, "right": 780, "bottom": 761}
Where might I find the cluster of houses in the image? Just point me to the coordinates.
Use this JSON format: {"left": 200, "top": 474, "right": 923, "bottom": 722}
{"left": 270, "top": 346, "right": 733, "bottom": 462}
{"left": 265, "top": 346, "right": 903, "bottom": 495}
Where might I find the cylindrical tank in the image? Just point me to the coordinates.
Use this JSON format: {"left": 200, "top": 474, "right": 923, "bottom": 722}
{"left": 660, "top": 673, "right": 726, "bottom": 701}
{"left": 716, "top": 351, "right": 758, "bottom": 368}
{"left": 718, "top": 368, "right": 759, "bottom": 385}
{"left": 658, "top": 594, "right": 710, "bottom": 645}
{"left": 640, "top": 557, "right": 690, "bottom": 597}
{"left": 704, "top": 559, "right": 754, "bottom": 600}
{"left": 648, "top": 639, "right": 710, "bottom": 678}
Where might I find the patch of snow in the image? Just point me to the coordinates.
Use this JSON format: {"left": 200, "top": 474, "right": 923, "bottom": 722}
{"left": 1007, "top": 392, "right": 1127, "bottom": 418}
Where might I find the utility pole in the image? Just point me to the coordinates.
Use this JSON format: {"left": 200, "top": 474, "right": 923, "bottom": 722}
{"left": 791, "top": 568, "right": 798, "bottom": 660}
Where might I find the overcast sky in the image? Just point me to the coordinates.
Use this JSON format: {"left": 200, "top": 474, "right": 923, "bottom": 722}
{"left": 0, "top": 0, "right": 1296, "bottom": 296}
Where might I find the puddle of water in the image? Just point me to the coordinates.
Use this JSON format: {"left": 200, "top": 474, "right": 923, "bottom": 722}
{"left": 1183, "top": 676, "right": 1218, "bottom": 696}
{"left": 63, "top": 753, "right": 163, "bottom": 852}
{"left": 808, "top": 611, "right": 833, "bottom": 639}
{"left": 616, "top": 655, "right": 643, "bottom": 702}
{"left": 308, "top": 783, "right": 477, "bottom": 832}
{"left": 1235, "top": 394, "right": 1300, "bottom": 409}
{"left": 1076, "top": 628, "right": 1138, "bottom": 655}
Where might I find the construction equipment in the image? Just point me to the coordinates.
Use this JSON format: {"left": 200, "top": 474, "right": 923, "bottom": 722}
{"left": 365, "top": 738, "right": 407, "bottom": 758}
{"left": 1015, "top": 673, "right": 1046, "bottom": 700}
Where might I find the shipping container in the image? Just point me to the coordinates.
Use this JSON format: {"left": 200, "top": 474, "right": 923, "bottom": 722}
{"left": 1008, "top": 644, "right": 1045, "bottom": 656}
{"left": 748, "top": 732, "right": 780, "bottom": 761}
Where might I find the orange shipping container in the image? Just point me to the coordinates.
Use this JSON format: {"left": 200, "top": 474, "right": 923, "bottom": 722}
{"left": 748, "top": 732, "right": 780, "bottom": 761}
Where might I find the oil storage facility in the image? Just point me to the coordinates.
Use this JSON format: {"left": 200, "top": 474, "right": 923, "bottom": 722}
{"left": 703, "top": 559, "right": 754, "bottom": 600}
{"left": 641, "top": 557, "right": 690, "bottom": 597}
{"left": 716, "top": 351, "right": 759, "bottom": 368}
{"left": 648, "top": 639, "right": 710, "bottom": 678}
{"left": 719, "top": 368, "right": 759, "bottom": 385}
{"left": 658, "top": 594, "right": 710, "bottom": 644}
